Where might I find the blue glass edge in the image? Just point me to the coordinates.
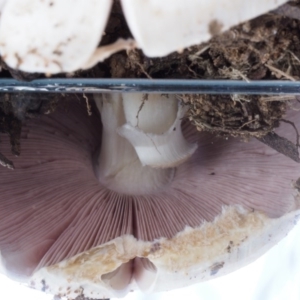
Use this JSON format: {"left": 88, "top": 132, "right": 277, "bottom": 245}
{"left": 0, "top": 79, "right": 300, "bottom": 94}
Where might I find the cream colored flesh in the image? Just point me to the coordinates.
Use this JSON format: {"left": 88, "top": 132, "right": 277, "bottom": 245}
{"left": 29, "top": 204, "right": 300, "bottom": 299}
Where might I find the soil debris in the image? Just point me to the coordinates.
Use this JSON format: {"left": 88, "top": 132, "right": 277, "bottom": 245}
{"left": 182, "top": 94, "right": 300, "bottom": 162}
{"left": 53, "top": 295, "right": 109, "bottom": 300}
{"left": 181, "top": 94, "right": 287, "bottom": 139}
{"left": 0, "top": 93, "right": 79, "bottom": 168}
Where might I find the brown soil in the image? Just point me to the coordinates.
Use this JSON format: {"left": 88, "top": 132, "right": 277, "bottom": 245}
{"left": 182, "top": 94, "right": 286, "bottom": 139}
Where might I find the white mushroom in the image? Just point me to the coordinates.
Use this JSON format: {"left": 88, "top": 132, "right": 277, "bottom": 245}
{"left": 121, "top": 0, "right": 290, "bottom": 57}
{"left": 0, "top": 0, "right": 135, "bottom": 73}
{"left": 0, "top": 0, "right": 290, "bottom": 73}
{"left": 0, "top": 96, "right": 299, "bottom": 299}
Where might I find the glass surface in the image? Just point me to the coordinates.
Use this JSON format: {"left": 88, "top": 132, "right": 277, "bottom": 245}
{"left": 0, "top": 78, "right": 299, "bottom": 94}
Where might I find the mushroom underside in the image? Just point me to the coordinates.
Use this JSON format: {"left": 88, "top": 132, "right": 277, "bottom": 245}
{"left": 0, "top": 99, "right": 299, "bottom": 299}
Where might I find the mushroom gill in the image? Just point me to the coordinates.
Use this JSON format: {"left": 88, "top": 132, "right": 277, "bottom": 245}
{"left": 0, "top": 96, "right": 299, "bottom": 299}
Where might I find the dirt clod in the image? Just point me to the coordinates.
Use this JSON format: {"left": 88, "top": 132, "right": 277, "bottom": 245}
{"left": 182, "top": 95, "right": 287, "bottom": 139}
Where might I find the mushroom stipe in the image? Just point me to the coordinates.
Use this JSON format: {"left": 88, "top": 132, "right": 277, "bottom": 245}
{"left": 0, "top": 97, "right": 299, "bottom": 299}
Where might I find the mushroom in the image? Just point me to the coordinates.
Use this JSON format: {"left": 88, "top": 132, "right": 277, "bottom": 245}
{"left": 0, "top": 95, "right": 299, "bottom": 299}
{"left": 0, "top": 0, "right": 289, "bottom": 73}
{"left": 0, "top": 0, "right": 135, "bottom": 74}
{"left": 121, "top": 0, "right": 290, "bottom": 57}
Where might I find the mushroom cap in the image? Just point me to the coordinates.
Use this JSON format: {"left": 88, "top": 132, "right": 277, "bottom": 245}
{"left": 0, "top": 0, "right": 113, "bottom": 73}
{"left": 0, "top": 100, "right": 299, "bottom": 299}
{"left": 0, "top": 0, "right": 290, "bottom": 73}
{"left": 121, "top": 0, "right": 290, "bottom": 57}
